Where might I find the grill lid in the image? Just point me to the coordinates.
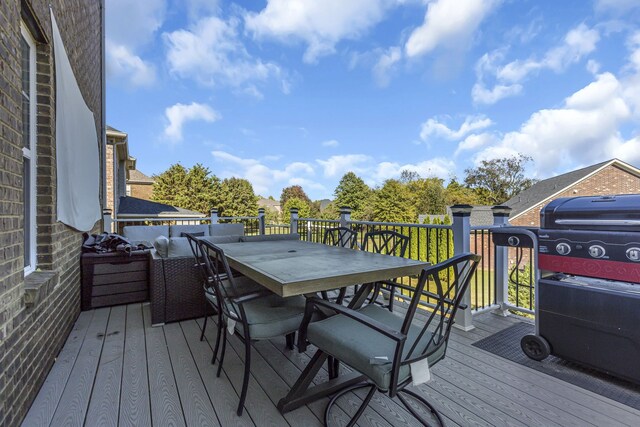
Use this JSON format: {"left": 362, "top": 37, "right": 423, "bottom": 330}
{"left": 540, "top": 194, "right": 640, "bottom": 231}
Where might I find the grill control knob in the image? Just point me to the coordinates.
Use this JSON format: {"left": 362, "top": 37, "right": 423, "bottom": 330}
{"left": 507, "top": 236, "right": 520, "bottom": 247}
{"left": 556, "top": 243, "right": 571, "bottom": 255}
{"left": 589, "top": 245, "right": 606, "bottom": 259}
{"left": 626, "top": 247, "right": 640, "bottom": 262}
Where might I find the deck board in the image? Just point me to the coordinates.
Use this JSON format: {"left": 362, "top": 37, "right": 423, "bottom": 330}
{"left": 23, "top": 303, "right": 640, "bottom": 427}
{"left": 119, "top": 303, "right": 152, "bottom": 427}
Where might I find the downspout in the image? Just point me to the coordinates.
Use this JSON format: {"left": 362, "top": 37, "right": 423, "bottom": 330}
{"left": 100, "top": 0, "right": 107, "bottom": 223}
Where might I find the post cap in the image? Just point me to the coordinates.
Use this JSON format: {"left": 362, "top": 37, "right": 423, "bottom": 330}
{"left": 450, "top": 204, "right": 473, "bottom": 216}
{"left": 491, "top": 205, "right": 512, "bottom": 217}
{"left": 210, "top": 208, "right": 218, "bottom": 214}
{"left": 338, "top": 206, "right": 352, "bottom": 214}
{"left": 102, "top": 208, "right": 112, "bottom": 215}
{"left": 289, "top": 208, "right": 299, "bottom": 214}
{"left": 258, "top": 208, "right": 265, "bottom": 214}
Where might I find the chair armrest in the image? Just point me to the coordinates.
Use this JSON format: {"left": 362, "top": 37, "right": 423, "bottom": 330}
{"left": 306, "top": 297, "right": 406, "bottom": 342}
{"left": 231, "top": 289, "right": 271, "bottom": 304}
{"left": 389, "top": 281, "right": 462, "bottom": 308}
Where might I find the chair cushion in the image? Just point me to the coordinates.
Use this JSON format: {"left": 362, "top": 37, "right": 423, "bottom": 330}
{"left": 168, "top": 237, "right": 195, "bottom": 257}
{"left": 235, "top": 294, "right": 307, "bottom": 340}
{"left": 210, "top": 223, "right": 245, "bottom": 237}
{"left": 170, "top": 224, "right": 210, "bottom": 237}
{"left": 123, "top": 225, "right": 169, "bottom": 242}
{"left": 307, "top": 305, "right": 443, "bottom": 391}
{"left": 240, "top": 233, "right": 300, "bottom": 242}
{"left": 206, "top": 276, "right": 264, "bottom": 306}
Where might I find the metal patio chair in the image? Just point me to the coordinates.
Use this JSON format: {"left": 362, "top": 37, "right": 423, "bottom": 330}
{"left": 197, "top": 238, "right": 307, "bottom": 416}
{"left": 362, "top": 229, "right": 410, "bottom": 311}
{"left": 298, "top": 252, "right": 481, "bottom": 426}
{"left": 321, "top": 226, "right": 359, "bottom": 302}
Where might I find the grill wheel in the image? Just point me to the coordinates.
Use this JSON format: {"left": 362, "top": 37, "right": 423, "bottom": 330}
{"left": 521, "top": 334, "right": 551, "bottom": 361}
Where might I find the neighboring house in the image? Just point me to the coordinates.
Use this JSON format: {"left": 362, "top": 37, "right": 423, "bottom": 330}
{"left": 0, "top": 2, "right": 105, "bottom": 425}
{"left": 106, "top": 125, "right": 135, "bottom": 214}
{"left": 506, "top": 159, "right": 640, "bottom": 227}
{"left": 258, "top": 197, "right": 281, "bottom": 214}
{"left": 128, "top": 167, "right": 155, "bottom": 200}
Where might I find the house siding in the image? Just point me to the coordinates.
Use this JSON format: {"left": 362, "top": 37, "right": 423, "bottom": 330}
{"left": 511, "top": 165, "right": 640, "bottom": 227}
{"left": 129, "top": 182, "right": 153, "bottom": 200}
{"left": 0, "top": 1, "right": 103, "bottom": 426}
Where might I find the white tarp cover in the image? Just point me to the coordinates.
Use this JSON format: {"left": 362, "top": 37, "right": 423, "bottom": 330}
{"left": 52, "top": 9, "right": 101, "bottom": 232}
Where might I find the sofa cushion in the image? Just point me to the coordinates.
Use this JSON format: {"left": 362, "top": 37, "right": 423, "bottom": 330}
{"left": 241, "top": 233, "right": 300, "bottom": 242}
{"left": 170, "top": 224, "right": 210, "bottom": 237}
{"left": 210, "top": 223, "right": 245, "bottom": 236}
{"left": 202, "top": 235, "right": 242, "bottom": 244}
{"left": 123, "top": 225, "right": 169, "bottom": 242}
{"left": 167, "top": 237, "right": 195, "bottom": 257}
{"left": 181, "top": 231, "right": 205, "bottom": 237}
{"left": 154, "top": 236, "right": 169, "bottom": 258}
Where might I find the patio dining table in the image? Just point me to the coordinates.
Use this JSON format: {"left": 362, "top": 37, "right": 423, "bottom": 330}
{"left": 214, "top": 239, "right": 429, "bottom": 414}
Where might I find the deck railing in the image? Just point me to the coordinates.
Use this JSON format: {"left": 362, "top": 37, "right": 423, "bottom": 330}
{"left": 104, "top": 204, "right": 537, "bottom": 328}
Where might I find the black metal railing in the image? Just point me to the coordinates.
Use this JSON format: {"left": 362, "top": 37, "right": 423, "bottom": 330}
{"left": 470, "top": 227, "right": 496, "bottom": 311}
{"left": 218, "top": 216, "right": 261, "bottom": 235}
{"left": 507, "top": 245, "right": 536, "bottom": 315}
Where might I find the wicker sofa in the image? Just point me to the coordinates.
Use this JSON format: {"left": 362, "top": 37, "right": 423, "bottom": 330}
{"left": 123, "top": 223, "right": 244, "bottom": 325}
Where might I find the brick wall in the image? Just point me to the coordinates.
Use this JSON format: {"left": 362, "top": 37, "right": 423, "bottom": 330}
{"left": 511, "top": 164, "right": 640, "bottom": 227}
{"left": 130, "top": 182, "right": 154, "bottom": 200}
{"left": 0, "top": 1, "right": 103, "bottom": 425}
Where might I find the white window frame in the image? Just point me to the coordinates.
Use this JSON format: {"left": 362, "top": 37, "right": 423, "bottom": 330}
{"left": 21, "top": 23, "right": 37, "bottom": 275}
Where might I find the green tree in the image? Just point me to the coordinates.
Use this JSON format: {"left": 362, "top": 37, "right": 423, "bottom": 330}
{"left": 408, "top": 177, "right": 446, "bottom": 215}
{"left": 444, "top": 179, "right": 482, "bottom": 206}
{"left": 151, "top": 163, "right": 221, "bottom": 214}
{"left": 319, "top": 201, "right": 339, "bottom": 220}
{"left": 282, "top": 197, "right": 311, "bottom": 223}
{"left": 333, "top": 172, "right": 374, "bottom": 220}
{"left": 280, "top": 185, "right": 311, "bottom": 209}
{"left": 464, "top": 154, "right": 537, "bottom": 205}
{"left": 373, "top": 179, "right": 416, "bottom": 223}
{"left": 218, "top": 177, "right": 258, "bottom": 217}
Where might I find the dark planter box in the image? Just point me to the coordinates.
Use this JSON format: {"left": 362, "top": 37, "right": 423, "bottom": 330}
{"left": 81, "top": 251, "right": 150, "bottom": 310}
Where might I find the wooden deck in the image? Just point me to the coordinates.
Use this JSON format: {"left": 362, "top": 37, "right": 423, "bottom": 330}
{"left": 22, "top": 303, "right": 640, "bottom": 427}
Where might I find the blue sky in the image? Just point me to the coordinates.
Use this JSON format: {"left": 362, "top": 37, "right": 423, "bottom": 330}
{"left": 106, "top": 0, "right": 640, "bottom": 200}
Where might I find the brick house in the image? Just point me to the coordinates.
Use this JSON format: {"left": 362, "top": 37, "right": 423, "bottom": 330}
{"left": 105, "top": 125, "right": 134, "bottom": 215}
{"left": 0, "top": 2, "right": 105, "bottom": 425}
{"left": 127, "top": 168, "right": 155, "bottom": 200}
{"left": 506, "top": 159, "right": 640, "bottom": 227}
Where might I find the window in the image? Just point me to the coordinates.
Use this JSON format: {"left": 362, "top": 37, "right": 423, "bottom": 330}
{"left": 21, "top": 24, "right": 37, "bottom": 274}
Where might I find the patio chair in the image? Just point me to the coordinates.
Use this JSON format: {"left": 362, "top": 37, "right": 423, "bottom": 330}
{"left": 197, "top": 238, "right": 309, "bottom": 416}
{"left": 321, "top": 226, "right": 358, "bottom": 302}
{"left": 184, "top": 233, "right": 262, "bottom": 345}
{"left": 298, "top": 252, "right": 480, "bottom": 426}
{"left": 362, "top": 229, "right": 410, "bottom": 311}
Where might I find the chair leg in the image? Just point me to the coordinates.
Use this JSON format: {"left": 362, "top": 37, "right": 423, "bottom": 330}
{"left": 285, "top": 332, "right": 295, "bottom": 350}
{"left": 324, "top": 383, "right": 376, "bottom": 427}
{"left": 211, "top": 312, "right": 223, "bottom": 365}
{"left": 237, "top": 335, "right": 252, "bottom": 416}
{"left": 200, "top": 314, "right": 208, "bottom": 341}
{"left": 321, "top": 290, "right": 329, "bottom": 300}
{"left": 388, "top": 285, "right": 396, "bottom": 312}
{"left": 333, "top": 357, "right": 340, "bottom": 378}
{"left": 216, "top": 327, "right": 227, "bottom": 378}
{"left": 396, "top": 388, "right": 445, "bottom": 426}
{"left": 336, "top": 287, "right": 347, "bottom": 305}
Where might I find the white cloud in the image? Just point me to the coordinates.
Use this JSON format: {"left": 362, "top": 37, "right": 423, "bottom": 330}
{"left": 185, "top": 0, "right": 220, "bottom": 23}
{"left": 473, "top": 24, "right": 600, "bottom": 104}
{"left": 211, "top": 151, "right": 318, "bottom": 196}
{"left": 244, "top": 0, "right": 396, "bottom": 63}
{"left": 164, "top": 102, "right": 221, "bottom": 141}
{"left": 420, "top": 115, "right": 493, "bottom": 141}
{"left": 373, "top": 46, "right": 402, "bottom": 87}
{"left": 106, "top": 42, "right": 156, "bottom": 86}
{"left": 455, "top": 133, "right": 496, "bottom": 155}
{"left": 474, "top": 72, "right": 639, "bottom": 174}
{"left": 316, "top": 154, "right": 372, "bottom": 178}
{"left": 595, "top": 0, "right": 640, "bottom": 13}
{"left": 322, "top": 139, "right": 340, "bottom": 147}
{"left": 373, "top": 158, "right": 455, "bottom": 182}
{"left": 105, "top": 0, "right": 165, "bottom": 86}
{"left": 405, "top": 0, "right": 499, "bottom": 58}
{"left": 165, "top": 16, "right": 287, "bottom": 93}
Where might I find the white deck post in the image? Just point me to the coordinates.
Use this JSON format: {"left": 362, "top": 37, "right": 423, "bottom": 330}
{"left": 258, "top": 208, "right": 266, "bottom": 235}
{"left": 210, "top": 208, "right": 219, "bottom": 224}
{"left": 290, "top": 208, "right": 299, "bottom": 235}
{"left": 451, "top": 204, "right": 474, "bottom": 331}
{"left": 103, "top": 208, "right": 112, "bottom": 233}
{"left": 492, "top": 205, "right": 512, "bottom": 316}
{"left": 339, "top": 206, "right": 352, "bottom": 229}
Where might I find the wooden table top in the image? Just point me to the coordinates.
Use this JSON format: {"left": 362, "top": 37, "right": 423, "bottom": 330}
{"left": 215, "top": 240, "right": 429, "bottom": 297}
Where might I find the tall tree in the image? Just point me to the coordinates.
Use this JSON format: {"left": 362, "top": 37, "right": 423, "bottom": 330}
{"left": 373, "top": 179, "right": 416, "bottom": 223}
{"left": 407, "top": 177, "right": 447, "bottom": 215}
{"left": 151, "top": 163, "right": 221, "bottom": 214}
{"left": 280, "top": 185, "right": 311, "bottom": 208}
{"left": 282, "top": 197, "right": 311, "bottom": 223}
{"left": 444, "top": 179, "right": 482, "bottom": 206}
{"left": 464, "top": 154, "right": 537, "bottom": 205}
{"left": 218, "top": 177, "right": 258, "bottom": 217}
{"left": 333, "top": 172, "right": 374, "bottom": 220}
